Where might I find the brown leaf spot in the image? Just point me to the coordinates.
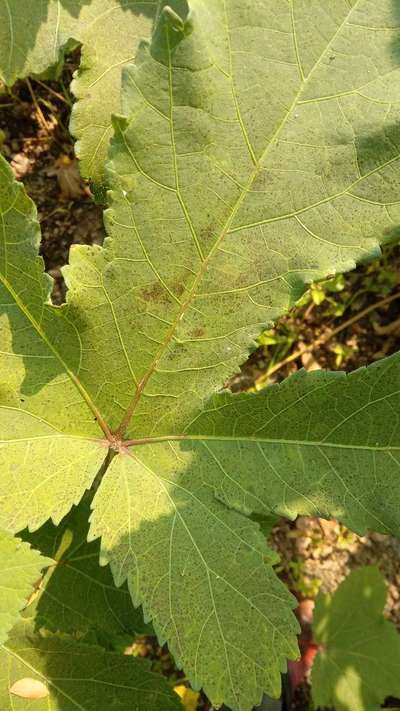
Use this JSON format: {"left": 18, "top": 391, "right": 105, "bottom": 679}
{"left": 173, "top": 281, "right": 185, "bottom": 297}
{"left": 190, "top": 327, "right": 205, "bottom": 338}
{"left": 141, "top": 279, "right": 186, "bottom": 303}
{"left": 141, "top": 283, "right": 170, "bottom": 303}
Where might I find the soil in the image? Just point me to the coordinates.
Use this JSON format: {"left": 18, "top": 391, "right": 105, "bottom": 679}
{"left": 0, "top": 56, "right": 105, "bottom": 304}
{"left": 230, "top": 250, "right": 400, "bottom": 391}
{"left": 2, "top": 64, "right": 400, "bottom": 711}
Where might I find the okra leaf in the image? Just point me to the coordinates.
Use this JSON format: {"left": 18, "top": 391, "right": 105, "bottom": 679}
{"left": 89, "top": 448, "right": 299, "bottom": 708}
{"left": 0, "top": 532, "right": 51, "bottom": 644}
{"left": 182, "top": 351, "right": 400, "bottom": 537}
{"left": 0, "top": 0, "right": 155, "bottom": 185}
{"left": 311, "top": 567, "right": 400, "bottom": 711}
{"left": 70, "top": 1, "right": 156, "bottom": 187}
{"left": 2, "top": 2, "right": 400, "bottom": 710}
{"left": 92, "top": 0, "right": 400, "bottom": 439}
{"left": 0, "top": 621, "right": 182, "bottom": 710}
{"left": 23, "top": 500, "right": 151, "bottom": 640}
{"left": 0, "top": 156, "right": 106, "bottom": 533}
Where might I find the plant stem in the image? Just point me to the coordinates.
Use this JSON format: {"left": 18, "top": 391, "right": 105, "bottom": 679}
{"left": 32, "top": 77, "right": 69, "bottom": 105}
{"left": 25, "top": 78, "right": 49, "bottom": 132}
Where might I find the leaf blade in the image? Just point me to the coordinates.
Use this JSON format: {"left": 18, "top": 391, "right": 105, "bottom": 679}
{"left": 0, "top": 532, "right": 51, "bottom": 645}
{"left": 76, "top": 0, "right": 398, "bottom": 438}
{"left": 182, "top": 351, "right": 400, "bottom": 536}
{"left": 0, "top": 0, "right": 156, "bottom": 184}
{"left": 311, "top": 567, "right": 400, "bottom": 711}
{"left": 24, "top": 500, "right": 150, "bottom": 639}
{"left": 90, "top": 445, "right": 299, "bottom": 710}
{"left": 1, "top": 622, "right": 182, "bottom": 710}
{"left": 3, "top": 4, "right": 400, "bottom": 711}
{"left": 0, "top": 155, "right": 106, "bottom": 533}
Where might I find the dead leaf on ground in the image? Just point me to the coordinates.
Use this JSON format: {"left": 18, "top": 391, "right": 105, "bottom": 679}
{"left": 299, "top": 343, "right": 322, "bottom": 372}
{"left": 318, "top": 519, "right": 339, "bottom": 538}
{"left": 11, "top": 152, "right": 32, "bottom": 179}
{"left": 48, "top": 155, "right": 82, "bottom": 200}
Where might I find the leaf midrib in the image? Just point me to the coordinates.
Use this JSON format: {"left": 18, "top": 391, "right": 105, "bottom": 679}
{"left": 115, "top": 0, "right": 363, "bottom": 437}
{"left": 125, "top": 433, "right": 400, "bottom": 453}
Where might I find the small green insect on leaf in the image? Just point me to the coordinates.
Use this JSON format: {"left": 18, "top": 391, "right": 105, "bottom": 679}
{"left": 312, "top": 567, "right": 400, "bottom": 711}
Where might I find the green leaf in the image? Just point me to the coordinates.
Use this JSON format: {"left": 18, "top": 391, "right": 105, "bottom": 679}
{"left": 89, "top": 447, "right": 299, "bottom": 708}
{"left": 0, "top": 621, "right": 182, "bottom": 710}
{"left": 23, "top": 500, "right": 150, "bottom": 640}
{"left": 0, "top": 156, "right": 106, "bottom": 533}
{"left": 0, "top": 0, "right": 155, "bottom": 184}
{"left": 250, "top": 514, "right": 279, "bottom": 539}
{"left": 182, "top": 351, "right": 400, "bottom": 536}
{"left": 94, "top": 0, "right": 400, "bottom": 440}
{"left": 3, "top": 2, "right": 400, "bottom": 710}
{"left": 70, "top": 2, "right": 156, "bottom": 186}
{"left": 311, "top": 567, "right": 400, "bottom": 711}
{"left": 0, "top": 532, "right": 51, "bottom": 645}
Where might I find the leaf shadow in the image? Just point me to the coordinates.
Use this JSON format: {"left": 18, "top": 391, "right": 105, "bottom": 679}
{"left": 84, "top": 443, "right": 302, "bottom": 711}
{"left": 22, "top": 497, "right": 150, "bottom": 643}
{"left": 114, "top": 0, "right": 158, "bottom": 20}
{"left": 391, "top": 0, "right": 400, "bottom": 65}
{"left": 0, "top": 294, "right": 79, "bottom": 397}
{"left": 353, "top": 116, "right": 400, "bottom": 246}
{"left": 349, "top": 0, "right": 400, "bottom": 237}
{"left": 348, "top": 110, "right": 400, "bottom": 248}
{"left": 50, "top": 0, "right": 93, "bottom": 16}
